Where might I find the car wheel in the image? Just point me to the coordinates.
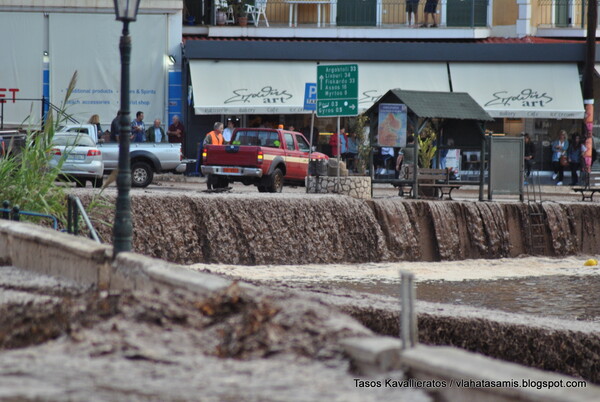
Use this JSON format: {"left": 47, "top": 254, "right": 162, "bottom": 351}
{"left": 92, "top": 177, "right": 104, "bottom": 188}
{"left": 267, "top": 168, "right": 284, "bottom": 193}
{"left": 131, "top": 161, "right": 153, "bottom": 188}
{"left": 257, "top": 185, "right": 267, "bottom": 193}
{"left": 215, "top": 176, "right": 229, "bottom": 188}
{"left": 206, "top": 174, "right": 215, "bottom": 190}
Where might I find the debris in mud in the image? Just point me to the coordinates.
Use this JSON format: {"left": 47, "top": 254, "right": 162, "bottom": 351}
{"left": 0, "top": 272, "right": 371, "bottom": 369}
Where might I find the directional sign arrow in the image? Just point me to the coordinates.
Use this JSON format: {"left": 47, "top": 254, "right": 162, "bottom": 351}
{"left": 319, "top": 75, "right": 324, "bottom": 89}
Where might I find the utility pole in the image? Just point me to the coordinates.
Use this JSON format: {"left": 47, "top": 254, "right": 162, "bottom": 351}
{"left": 583, "top": 0, "right": 597, "bottom": 179}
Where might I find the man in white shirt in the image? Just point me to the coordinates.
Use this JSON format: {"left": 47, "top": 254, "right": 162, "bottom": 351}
{"left": 222, "top": 120, "right": 235, "bottom": 144}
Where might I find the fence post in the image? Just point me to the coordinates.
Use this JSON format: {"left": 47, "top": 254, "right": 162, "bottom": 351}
{"left": 2, "top": 201, "right": 9, "bottom": 220}
{"left": 73, "top": 201, "right": 79, "bottom": 235}
{"left": 67, "top": 196, "right": 73, "bottom": 234}
{"left": 399, "top": 270, "right": 418, "bottom": 349}
{"left": 11, "top": 205, "right": 20, "bottom": 222}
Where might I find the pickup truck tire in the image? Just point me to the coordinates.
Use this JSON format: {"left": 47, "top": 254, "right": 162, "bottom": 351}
{"left": 131, "top": 161, "right": 153, "bottom": 188}
{"left": 91, "top": 177, "right": 104, "bottom": 188}
{"left": 206, "top": 174, "right": 228, "bottom": 190}
{"left": 266, "top": 168, "right": 284, "bottom": 193}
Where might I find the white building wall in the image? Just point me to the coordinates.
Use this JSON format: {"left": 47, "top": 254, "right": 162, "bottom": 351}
{"left": 0, "top": 1, "right": 181, "bottom": 12}
{"left": 0, "top": 12, "right": 44, "bottom": 127}
{"left": 0, "top": 1, "right": 181, "bottom": 128}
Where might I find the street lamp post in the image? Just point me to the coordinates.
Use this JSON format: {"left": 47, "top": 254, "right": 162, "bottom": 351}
{"left": 112, "top": 0, "right": 141, "bottom": 257}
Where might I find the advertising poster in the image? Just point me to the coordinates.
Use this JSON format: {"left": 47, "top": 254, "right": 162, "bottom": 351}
{"left": 377, "top": 103, "right": 407, "bottom": 147}
{"left": 446, "top": 149, "right": 461, "bottom": 179}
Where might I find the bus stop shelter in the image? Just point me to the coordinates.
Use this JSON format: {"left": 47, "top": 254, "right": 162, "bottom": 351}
{"left": 365, "top": 89, "right": 493, "bottom": 200}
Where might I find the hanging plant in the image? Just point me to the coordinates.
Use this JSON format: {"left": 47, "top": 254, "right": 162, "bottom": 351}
{"left": 418, "top": 125, "right": 437, "bottom": 168}
{"left": 348, "top": 114, "right": 369, "bottom": 174}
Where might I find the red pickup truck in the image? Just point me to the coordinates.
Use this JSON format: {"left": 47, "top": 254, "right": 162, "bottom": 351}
{"left": 201, "top": 128, "right": 328, "bottom": 192}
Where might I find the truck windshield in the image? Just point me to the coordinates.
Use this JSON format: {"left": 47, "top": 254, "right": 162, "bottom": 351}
{"left": 234, "top": 130, "right": 279, "bottom": 148}
{"left": 296, "top": 134, "right": 310, "bottom": 152}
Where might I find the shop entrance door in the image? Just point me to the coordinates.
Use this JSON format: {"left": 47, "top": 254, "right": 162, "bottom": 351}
{"left": 336, "top": 0, "right": 376, "bottom": 26}
{"left": 446, "top": 0, "right": 488, "bottom": 27}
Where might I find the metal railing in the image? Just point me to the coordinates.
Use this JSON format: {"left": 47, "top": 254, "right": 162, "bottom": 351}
{"left": 0, "top": 98, "right": 79, "bottom": 130}
{"left": 537, "top": 0, "right": 594, "bottom": 28}
{"left": 67, "top": 195, "right": 101, "bottom": 243}
{"left": 0, "top": 198, "right": 101, "bottom": 243}
{"left": 1, "top": 200, "right": 59, "bottom": 230}
{"left": 193, "top": 0, "right": 490, "bottom": 28}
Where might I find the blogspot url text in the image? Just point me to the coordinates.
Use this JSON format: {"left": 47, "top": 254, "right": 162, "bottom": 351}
{"left": 354, "top": 378, "right": 587, "bottom": 390}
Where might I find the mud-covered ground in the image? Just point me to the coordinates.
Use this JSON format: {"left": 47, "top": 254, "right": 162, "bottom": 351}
{"left": 0, "top": 265, "right": 429, "bottom": 401}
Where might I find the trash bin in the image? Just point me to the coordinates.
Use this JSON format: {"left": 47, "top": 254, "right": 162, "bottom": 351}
{"left": 308, "top": 159, "right": 328, "bottom": 176}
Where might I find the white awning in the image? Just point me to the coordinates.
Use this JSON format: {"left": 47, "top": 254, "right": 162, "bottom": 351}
{"left": 449, "top": 63, "right": 584, "bottom": 119}
{"left": 357, "top": 62, "right": 450, "bottom": 111}
{"left": 190, "top": 60, "right": 315, "bottom": 115}
{"left": 190, "top": 60, "right": 451, "bottom": 115}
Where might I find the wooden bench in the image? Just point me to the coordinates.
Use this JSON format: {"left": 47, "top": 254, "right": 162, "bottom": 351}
{"left": 572, "top": 172, "right": 600, "bottom": 201}
{"left": 397, "top": 167, "right": 461, "bottom": 200}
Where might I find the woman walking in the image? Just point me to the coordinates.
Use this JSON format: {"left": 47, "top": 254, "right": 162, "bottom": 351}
{"left": 567, "top": 133, "right": 582, "bottom": 186}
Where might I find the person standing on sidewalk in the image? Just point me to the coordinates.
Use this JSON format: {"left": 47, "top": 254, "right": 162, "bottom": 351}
{"left": 203, "top": 122, "right": 224, "bottom": 145}
{"left": 551, "top": 130, "right": 569, "bottom": 186}
{"left": 567, "top": 133, "right": 582, "bottom": 186}
{"left": 523, "top": 133, "right": 535, "bottom": 184}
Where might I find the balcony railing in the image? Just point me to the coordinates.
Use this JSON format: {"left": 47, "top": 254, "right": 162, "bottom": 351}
{"left": 185, "top": 0, "right": 490, "bottom": 28}
{"left": 537, "top": 0, "right": 597, "bottom": 28}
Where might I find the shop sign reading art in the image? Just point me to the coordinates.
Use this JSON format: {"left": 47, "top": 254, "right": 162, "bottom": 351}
{"left": 224, "top": 86, "right": 294, "bottom": 105}
{"left": 377, "top": 103, "right": 407, "bottom": 148}
{"left": 485, "top": 89, "right": 554, "bottom": 108}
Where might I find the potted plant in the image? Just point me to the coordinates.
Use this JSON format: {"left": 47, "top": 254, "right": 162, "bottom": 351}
{"left": 234, "top": 0, "right": 249, "bottom": 26}
{"left": 216, "top": 0, "right": 229, "bottom": 25}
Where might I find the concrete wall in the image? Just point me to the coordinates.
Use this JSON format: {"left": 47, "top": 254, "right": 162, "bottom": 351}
{"left": 78, "top": 193, "right": 600, "bottom": 265}
{"left": 0, "top": 1, "right": 181, "bottom": 12}
{"left": 339, "top": 300, "right": 600, "bottom": 385}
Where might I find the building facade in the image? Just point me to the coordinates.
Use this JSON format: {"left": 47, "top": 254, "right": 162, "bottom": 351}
{"left": 0, "top": 0, "right": 183, "bottom": 131}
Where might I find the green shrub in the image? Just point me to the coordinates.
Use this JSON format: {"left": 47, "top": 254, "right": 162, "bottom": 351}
{"left": 0, "top": 73, "right": 78, "bottom": 225}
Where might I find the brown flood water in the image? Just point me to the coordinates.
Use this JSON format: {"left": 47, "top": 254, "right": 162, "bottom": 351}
{"left": 196, "top": 256, "right": 600, "bottom": 322}
{"left": 319, "top": 275, "right": 600, "bottom": 322}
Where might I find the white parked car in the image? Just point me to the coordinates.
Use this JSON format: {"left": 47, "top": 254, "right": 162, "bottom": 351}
{"left": 50, "top": 133, "right": 104, "bottom": 187}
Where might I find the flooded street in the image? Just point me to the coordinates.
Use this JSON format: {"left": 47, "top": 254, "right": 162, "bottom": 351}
{"left": 194, "top": 256, "right": 600, "bottom": 322}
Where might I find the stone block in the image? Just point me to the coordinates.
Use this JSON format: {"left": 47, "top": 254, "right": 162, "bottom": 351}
{"left": 0, "top": 220, "right": 111, "bottom": 287}
{"left": 340, "top": 336, "right": 403, "bottom": 375}
{"left": 112, "top": 252, "right": 233, "bottom": 295}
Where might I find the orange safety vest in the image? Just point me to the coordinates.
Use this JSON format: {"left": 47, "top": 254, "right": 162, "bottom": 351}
{"left": 206, "top": 130, "right": 224, "bottom": 145}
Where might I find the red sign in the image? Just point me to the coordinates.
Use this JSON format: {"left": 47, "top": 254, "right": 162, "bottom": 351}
{"left": 0, "top": 88, "right": 19, "bottom": 103}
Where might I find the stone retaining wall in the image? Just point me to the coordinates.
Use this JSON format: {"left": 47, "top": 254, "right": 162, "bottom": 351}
{"left": 337, "top": 300, "right": 600, "bottom": 385}
{"left": 306, "top": 176, "right": 371, "bottom": 199}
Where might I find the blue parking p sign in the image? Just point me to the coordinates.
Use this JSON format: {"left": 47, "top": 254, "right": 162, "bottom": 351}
{"left": 304, "top": 83, "right": 317, "bottom": 111}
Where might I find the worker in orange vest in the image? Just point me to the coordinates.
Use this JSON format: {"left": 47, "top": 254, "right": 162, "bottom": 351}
{"left": 203, "top": 122, "right": 224, "bottom": 145}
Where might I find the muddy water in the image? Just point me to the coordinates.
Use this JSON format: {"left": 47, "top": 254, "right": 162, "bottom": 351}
{"left": 196, "top": 256, "right": 600, "bottom": 322}
{"left": 417, "top": 275, "right": 600, "bottom": 321}
{"left": 85, "top": 193, "right": 600, "bottom": 265}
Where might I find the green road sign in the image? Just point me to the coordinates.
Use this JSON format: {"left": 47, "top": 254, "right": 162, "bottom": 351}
{"left": 316, "top": 64, "right": 358, "bottom": 117}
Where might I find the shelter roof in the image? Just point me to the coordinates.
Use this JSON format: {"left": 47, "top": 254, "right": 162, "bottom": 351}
{"left": 368, "top": 89, "right": 493, "bottom": 121}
